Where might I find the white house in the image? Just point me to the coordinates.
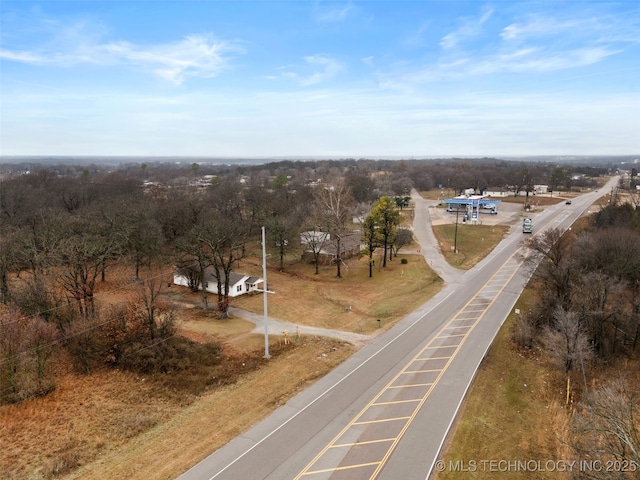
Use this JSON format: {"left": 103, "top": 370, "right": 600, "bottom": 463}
{"left": 173, "top": 267, "right": 263, "bottom": 297}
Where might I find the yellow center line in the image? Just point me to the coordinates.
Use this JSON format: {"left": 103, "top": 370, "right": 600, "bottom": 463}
{"left": 372, "top": 398, "right": 422, "bottom": 406}
{"left": 295, "top": 249, "right": 525, "bottom": 480}
{"left": 387, "top": 383, "right": 433, "bottom": 389}
{"left": 331, "top": 438, "right": 396, "bottom": 448}
{"left": 414, "top": 356, "right": 451, "bottom": 361}
{"left": 352, "top": 416, "right": 412, "bottom": 426}
{"left": 304, "top": 461, "right": 381, "bottom": 476}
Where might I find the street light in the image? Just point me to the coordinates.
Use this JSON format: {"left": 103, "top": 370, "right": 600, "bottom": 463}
{"left": 261, "top": 226, "right": 270, "bottom": 359}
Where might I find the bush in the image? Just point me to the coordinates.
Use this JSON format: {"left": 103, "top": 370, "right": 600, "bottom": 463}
{"left": 0, "top": 309, "right": 58, "bottom": 404}
{"left": 400, "top": 258, "right": 408, "bottom": 264}
{"left": 117, "top": 336, "right": 222, "bottom": 375}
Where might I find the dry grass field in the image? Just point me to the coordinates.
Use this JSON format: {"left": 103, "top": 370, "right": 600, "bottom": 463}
{"left": 432, "top": 224, "right": 510, "bottom": 269}
{"left": 0, "top": 250, "right": 442, "bottom": 480}
{"left": 0, "top": 334, "right": 354, "bottom": 480}
{"left": 231, "top": 253, "right": 443, "bottom": 334}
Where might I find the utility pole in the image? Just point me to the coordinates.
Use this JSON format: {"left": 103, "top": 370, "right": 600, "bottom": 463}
{"left": 262, "top": 226, "right": 270, "bottom": 359}
{"left": 454, "top": 204, "right": 460, "bottom": 254}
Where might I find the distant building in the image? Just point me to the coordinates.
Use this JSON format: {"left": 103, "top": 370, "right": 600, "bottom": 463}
{"left": 301, "top": 233, "right": 362, "bottom": 264}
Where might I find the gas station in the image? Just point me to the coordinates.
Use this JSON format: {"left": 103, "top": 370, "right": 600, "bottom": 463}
{"left": 443, "top": 195, "right": 502, "bottom": 224}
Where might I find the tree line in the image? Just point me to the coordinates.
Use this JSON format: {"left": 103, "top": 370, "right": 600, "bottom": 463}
{"left": 0, "top": 157, "right": 617, "bottom": 405}
{"left": 514, "top": 199, "right": 640, "bottom": 477}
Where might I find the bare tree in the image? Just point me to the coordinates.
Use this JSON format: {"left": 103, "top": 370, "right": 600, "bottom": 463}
{"left": 314, "top": 183, "right": 355, "bottom": 278}
{"left": 0, "top": 308, "right": 57, "bottom": 404}
{"left": 391, "top": 227, "right": 414, "bottom": 257}
{"left": 175, "top": 226, "right": 213, "bottom": 311}
{"left": 572, "top": 271, "right": 625, "bottom": 355}
{"left": 542, "top": 306, "right": 593, "bottom": 403}
{"left": 0, "top": 229, "right": 18, "bottom": 304}
{"left": 300, "top": 229, "right": 330, "bottom": 275}
{"left": 56, "top": 220, "right": 120, "bottom": 319}
{"left": 571, "top": 376, "right": 640, "bottom": 480}
{"left": 525, "top": 227, "right": 575, "bottom": 311}
{"left": 202, "top": 219, "right": 248, "bottom": 317}
{"left": 137, "top": 274, "right": 167, "bottom": 340}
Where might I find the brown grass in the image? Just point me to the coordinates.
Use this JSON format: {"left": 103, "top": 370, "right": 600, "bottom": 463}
{"left": 233, "top": 253, "right": 442, "bottom": 334}
{"left": 60, "top": 336, "right": 355, "bottom": 480}
{"left": 434, "top": 274, "right": 640, "bottom": 480}
{"left": 0, "top": 219, "right": 497, "bottom": 480}
{"left": 432, "top": 224, "right": 510, "bottom": 269}
{"left": 0, "top": 336, "right": 354, "bottom": 480}
{"left": 434, "top": 287, "right": 574, "bottom": 480}
{"left": 0, "top": 252, "right": 439, "bottom": 480}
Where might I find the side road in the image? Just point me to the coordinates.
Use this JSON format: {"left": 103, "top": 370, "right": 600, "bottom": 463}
{"left": 409, "top": 188, "right": 465, "bottom": 284}
{"left": 227, "top": 306, "right": 372, "bottom": 347}
{"left": 229, "top": 189, "right": 465, "bottom": 345}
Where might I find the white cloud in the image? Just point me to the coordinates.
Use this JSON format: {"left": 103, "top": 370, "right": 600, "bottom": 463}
{"left": 0, "top": 26, "right": 243, "bottom": 84}
{"left": 361, "top": 56, "right": 375, "bottom": 67}
{"left": 501, "top": 16, "right": 590, "bottom": 41}
{"left": 440, "top": 7, "right": 493, "bottom": 50}
{"left": 282, "top": 55, "right": 343, "bottom": 86}
{"left": 102, "top": 34, "right": 242, "bottom": 84}
{"left": 315, "top": 3, "right": 355, "bottom": 23}
{"left": 0, "top": 49, "right": 48, "bottom": 64}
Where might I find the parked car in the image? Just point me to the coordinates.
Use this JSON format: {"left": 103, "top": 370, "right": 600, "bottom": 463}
{"left": 565, "top": 200, "right": 572, "bottom": 205}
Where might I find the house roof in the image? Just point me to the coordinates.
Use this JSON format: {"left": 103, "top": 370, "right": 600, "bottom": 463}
{"left": 313, "top": 233, "right": 362, "bottom": 256}
{"left": 199, "top": 268, "right": 262, "bottom": 286}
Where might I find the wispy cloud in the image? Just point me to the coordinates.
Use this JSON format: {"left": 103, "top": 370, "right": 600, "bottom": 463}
{"left": 381, "top": 45, "right": 621, "bottom": 88}
{"left": 501, "top": 15, "right": 594, "bottom": 42}
{"left": 380, "top": 6, "right": 636, "bottom": 89}
{"left": 102, "top": 35, "right": 243, "bottom": 84}
{"left": 0, "top": 18, "right": 244, "bottom": 85}
{"left": 472, "top": 46, "right": 620, "bottom": 74}
{"left": 282, "top": 54, "right": 343, "bottom": 86}
{"left": 315, "top": 2, "right": 355, "bottom": 23}
{"left": 440, "top": 7, "right": 493, "bottom": 50}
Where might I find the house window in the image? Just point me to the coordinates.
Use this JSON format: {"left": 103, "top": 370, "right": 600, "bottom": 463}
{"left": 236, "top": 285, "right": 242, "bottom": 293}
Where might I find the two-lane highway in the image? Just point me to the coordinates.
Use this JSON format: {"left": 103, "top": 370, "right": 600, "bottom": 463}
{"left": 177, "top": 180, "right": 616, "bottom": 480}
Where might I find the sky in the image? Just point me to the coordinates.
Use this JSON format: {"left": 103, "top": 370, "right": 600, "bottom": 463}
{"left": 1, "top": 0, "right": 639, "bottom": 158}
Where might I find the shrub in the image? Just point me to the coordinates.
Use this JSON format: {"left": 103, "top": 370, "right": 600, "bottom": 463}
{"left": 0, "top": 308, "right": 58, "bottom": 404}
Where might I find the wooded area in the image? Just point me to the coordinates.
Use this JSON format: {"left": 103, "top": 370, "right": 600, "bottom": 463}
{"left": 0, "top": 156, "right": 638, "bottom": 478}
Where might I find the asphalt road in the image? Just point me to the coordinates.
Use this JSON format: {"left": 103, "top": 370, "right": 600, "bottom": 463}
{"left": 177, "top": 180, "right": 616, "bottom": 480}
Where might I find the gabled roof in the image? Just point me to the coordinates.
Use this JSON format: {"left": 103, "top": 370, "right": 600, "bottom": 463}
{"left": 201, "top": 268, "right": 262, "bottom": 286}
{"left": 315, "top": 233, "right": 362, "bottom": 255}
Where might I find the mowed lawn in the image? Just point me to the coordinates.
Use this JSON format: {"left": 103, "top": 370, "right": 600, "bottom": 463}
{"left": 232, "top": 253, "right": 443, "bottom": 334}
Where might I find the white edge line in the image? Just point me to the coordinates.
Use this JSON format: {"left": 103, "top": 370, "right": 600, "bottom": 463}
{"left": 200, "top": 289, "right": 457, "bottom": 480}
{"left": 424, "top": 256, "right": 535, "bottom": 479}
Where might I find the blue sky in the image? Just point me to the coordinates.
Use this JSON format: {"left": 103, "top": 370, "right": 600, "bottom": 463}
{"left": 1, "top": 1, "right": 639, "bottom": 157}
